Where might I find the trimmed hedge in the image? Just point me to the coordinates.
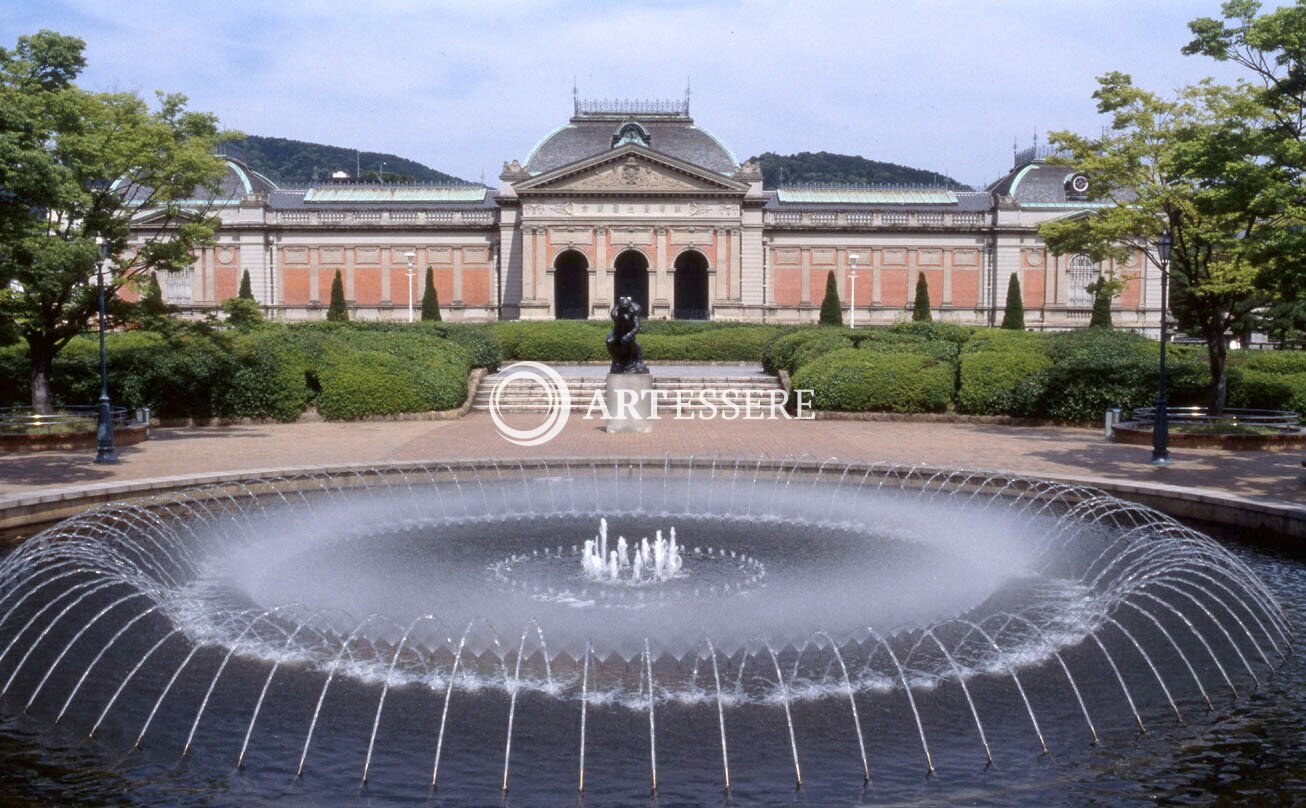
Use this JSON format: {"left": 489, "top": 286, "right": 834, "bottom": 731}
{"left": 792, "top": 349, "right": 954, "bottom": 413}
{"left": 958, "top": 351, "right": 1051, "bottom": 415}
{"left": 762, "top": 329, "right": 853, "bottom": 374}
{"left": 1237, "top": 350, "right": 1306, "bottom": 375}
{"left": 1229, "top": 370, "right": 1306, "bottom": 414}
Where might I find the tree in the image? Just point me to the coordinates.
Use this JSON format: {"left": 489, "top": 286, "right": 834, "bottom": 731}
{"left": 137, "top": 272, "right": 176, "bottom": 331}
{"left": 1185, "top": 1, "right": 1306, "bottom": 302}
{"left": 818, "top": 270, "right": 842, "bottom": 325}
{"left": 1001, "top": 273, "right": 1025, "bottom": 330}
{"left": 326, "top": 269, "right": 348, "bottom": 322}
{"left": 421, "top": 266, "right": 441, "bottom": 321}
{"left": 0, "top": 30, "right": 229, "bottom": 412}
{"left": 1040, "top": 72, "right": 1272, "bottom": 413}
{"left": 221, "top": 296, "right": 263, "bottom": 328}
{"left": 238, "top": 269, "right": 253, "bottom": 300}
{"left": 911, "top": 273, "right": 932, "bottom": 322}
{"left": 1257, "top": 297, "right": 1306, "bottom": 347}
{"left": 1088, "top": 278, "right": 1114, "bottom": 328}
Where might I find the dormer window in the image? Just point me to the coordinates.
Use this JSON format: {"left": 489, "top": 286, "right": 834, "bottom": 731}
{"left": 611, "top": 121, "right": 652, "bottom": 149}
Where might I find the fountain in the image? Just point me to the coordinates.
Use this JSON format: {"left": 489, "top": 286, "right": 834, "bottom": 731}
{"left": 0, "top": 458, "right": 1292, "bottom": 804}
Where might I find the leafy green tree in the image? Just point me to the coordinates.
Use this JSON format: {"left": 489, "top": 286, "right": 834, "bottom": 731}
{"left": 221, "top": 296, "right": 263, "bottom": 328}
{"left": 421, "top": 266, "right": 441, "bottom": 321}
{"left": 818, "top": 270, "right": 842, "bottom": 325}
{"left": 137, "top": 272, "right": 177, "bottom": 331}
{"left": 1185, "top": 1, "right": 1306, "bottom": 302}
{"left": 0, "top": 30, "right": 229, "bottom": 412}
{"left": 326, "top": 269, "right": 348, "bottom": 322}
{"left": 1088, "top": 278, "right": 1113, "bottom": 328}
{"left": 238, "top": 269, "right": 253, "bottom": 300}
{"left": 911, "top": 273, "right": 932, "bottom": 322}
{"left": 1257, "top": 297, "right": 1306, "bottom": 347}
{"left": 1001, "top": 273, "right": 1025, "bottom": 330}
{"left": 1040, "top": 72, "right": 1271, "bottom": 413}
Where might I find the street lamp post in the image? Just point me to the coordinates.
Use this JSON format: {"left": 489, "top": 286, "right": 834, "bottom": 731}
{"left": 405, "top": 251, "right": 416, "bottom": 323}
{"left": 1150, "top": 230, "right": 1173, "bottom": 466}
{"left": 848, "top": 254, "right": 858, "bottom": 329}
{"left": 94, "top": 241, "right": 117, "bottom": 464}
{"left": 378, "top": 161, "right": 387, "bottom": 182}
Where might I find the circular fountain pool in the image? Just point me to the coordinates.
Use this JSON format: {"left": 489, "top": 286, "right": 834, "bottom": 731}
{"left": 0, "top": 460, "right": 1293, "bottom": 804}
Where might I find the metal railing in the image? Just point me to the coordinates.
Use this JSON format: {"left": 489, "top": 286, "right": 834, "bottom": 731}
{"left": 0, "top": 405, "right": 133, "bottom": 436}
{"left": 1129, "top": 406, "right": 1300, "bottom": 429}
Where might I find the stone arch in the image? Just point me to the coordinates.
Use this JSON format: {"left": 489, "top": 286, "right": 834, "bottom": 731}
{"left": 673, "top": 249, "right": 710, "bottom": 320}
{"left": 613, "top": 249, "right": 650, "bottom": 315}
{"left": 553, "top": 249, "right": 589, "bottom": 319}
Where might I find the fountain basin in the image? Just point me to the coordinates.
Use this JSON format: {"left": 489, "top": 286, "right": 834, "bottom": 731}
{"left": 0, "top": 459, "right": 1292, "bottom": 804}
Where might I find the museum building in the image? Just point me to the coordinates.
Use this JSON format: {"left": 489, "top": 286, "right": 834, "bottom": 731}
{"left": 135, "top": 97, "right": 1162, "bottom": 332}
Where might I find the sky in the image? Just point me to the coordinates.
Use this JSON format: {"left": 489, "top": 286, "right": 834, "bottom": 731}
{"left": 1, "top": 0, "right": 1282, "bottom": 189}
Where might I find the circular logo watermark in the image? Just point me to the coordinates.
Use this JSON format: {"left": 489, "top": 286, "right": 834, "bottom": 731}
{"left": 488, "top": 361, "right": 572, "bottom": 447}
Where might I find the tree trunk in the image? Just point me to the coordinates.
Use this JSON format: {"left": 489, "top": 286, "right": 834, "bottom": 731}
{"left": 1206, "top": 335, "right": 1228, "bottom": 416}
{"left": 28, "top": 340, "right": 55, "bottom": 415}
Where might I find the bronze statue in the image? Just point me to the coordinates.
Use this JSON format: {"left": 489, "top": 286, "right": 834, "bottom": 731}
{"left": 606, "top": 296, "right": 647, "bottom": 374}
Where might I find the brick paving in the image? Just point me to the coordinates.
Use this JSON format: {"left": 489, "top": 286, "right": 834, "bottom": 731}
{"left": 1, "top": 413, "right": 1302, "bottom": 506}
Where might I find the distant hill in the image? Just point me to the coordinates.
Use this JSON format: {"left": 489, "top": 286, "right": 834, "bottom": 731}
{"left": 750, "top": 151, "right": 969, "bottom": 190}
{"left": 221, "top": 135, "right": 469, "bottom": 186}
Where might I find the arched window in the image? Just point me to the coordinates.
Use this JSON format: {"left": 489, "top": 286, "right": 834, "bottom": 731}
{"left": 1067, "top": 254, "right": 1099, "bottom": 307}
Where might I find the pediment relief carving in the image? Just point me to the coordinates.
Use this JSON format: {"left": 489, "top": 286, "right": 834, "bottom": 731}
{"left": 520, "top": 152, "right": 743, "bottom": 195}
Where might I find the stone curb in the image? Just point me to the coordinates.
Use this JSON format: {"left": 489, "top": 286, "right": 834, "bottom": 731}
{"left": 2, "top": 456, "right": 1302, "bottom": 542}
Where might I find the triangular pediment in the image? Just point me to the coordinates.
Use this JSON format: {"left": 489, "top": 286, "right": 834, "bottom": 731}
{"left": 130, "top": 206, "right": 210, "bottom": 227}
{"left": 515, "top": 145, "right": 747, "bottom": 195}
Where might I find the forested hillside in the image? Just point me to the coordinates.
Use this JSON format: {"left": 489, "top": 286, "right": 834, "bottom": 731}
{"left": 749, "top": 151, "right": 968, "bottom": 189}
{"left": 222, "top": 135, "right": 468, "bottom": 185}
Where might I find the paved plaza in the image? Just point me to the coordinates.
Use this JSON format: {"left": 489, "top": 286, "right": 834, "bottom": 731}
{"left": 1, "top": 414, "right": 1302, "bottom": 508}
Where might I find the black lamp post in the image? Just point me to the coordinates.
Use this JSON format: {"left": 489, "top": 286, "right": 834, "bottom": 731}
{"left": 94, "top": 240, "right": 117, "bottom": 464}
{"left": 1150, "top": 229, "right": 1173, "bottom": 467}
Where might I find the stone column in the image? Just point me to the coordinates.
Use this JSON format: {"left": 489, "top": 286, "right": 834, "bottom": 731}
{"left": 592, "top": 228, "right": 605, "bottom": 314}
{"left": 731, "top": 228, "right": 743, "bottom": 300}
{"left": 380, "top": 246, "right": 392, "bottom": 304}
{"left": 654, "top": 227, "right": 669, "bottom": 311}
{"left": 307, "top": 249, "right": 319, "bottom": 304}
{"left": 453, "top": 246, "right": 464, "bottom": 304}
{"left": 872, "top": 250, "right": 882, "bottom": 305}
{"left": 943, "top": 250, "right": 953, "bottom": 306}
{"left": 345, "top": 247, "right": 356, "bottom": 301}
{"left": 800, "top": 247, "right": 811, "bottom": 304}
{"left": 523, "top": 229, "right": 536, "bottom": 301}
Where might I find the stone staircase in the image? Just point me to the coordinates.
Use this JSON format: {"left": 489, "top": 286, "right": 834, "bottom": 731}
{"left": 471, "top": 371, "right": 784, "bottom": 414}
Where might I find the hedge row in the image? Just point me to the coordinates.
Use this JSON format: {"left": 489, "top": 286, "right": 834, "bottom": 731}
{"left": 0, "top": 324, "right": 474, "bottom": 421}
{"left": 492, "top": 320, "right": 794, "bottom": 364}
{"left": 791, "top": 349, "right": 954, "bottom": 413}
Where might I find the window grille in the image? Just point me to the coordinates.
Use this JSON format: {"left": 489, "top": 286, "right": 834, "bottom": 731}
{"left": 163, "top": 270, "right": 192, "bottom": 304}
{"left": 1067, "top": 254, "right": 1099, "bottom": 307}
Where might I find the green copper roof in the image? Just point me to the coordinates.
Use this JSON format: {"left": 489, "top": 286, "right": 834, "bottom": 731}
{"left": 303, "top": 186, "right": 488, "bottom": 204}
{"left": 776, "top": 188, "right": 958, "bottom": 205}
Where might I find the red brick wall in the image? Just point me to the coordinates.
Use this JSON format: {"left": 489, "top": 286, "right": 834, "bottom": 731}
{"left": 1119, "top": 272, "right": 1141, "bottom": 308}
{"left": 463, "top": 267, "right": 491, "bottom": 304}
{"left": 215, "top": 267, "right": 239, "bottom": 302}
{"left": 773, "top": 267, "right": 801, "bottom": 306}
{"left": 283, "top": 268, "right": 311, "bottom": 304}
{"left": 354, "top": 268, "right": 382, "bottom": 305}
{"left": 951, "top": 269, "right": 979, "bottom": 307}
{"left": 1022, "top": 269, "right": 1044, "bottom": 308}
{"left": 881, "top": 269, "right": 908, "bottom": 307}
{"left": 918, "top": 270, "right": 943, "bottom": 305}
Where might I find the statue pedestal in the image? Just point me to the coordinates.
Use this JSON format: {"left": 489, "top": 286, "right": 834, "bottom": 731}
{"left": 604, "top": 373, "right": 654, "bottom": 434}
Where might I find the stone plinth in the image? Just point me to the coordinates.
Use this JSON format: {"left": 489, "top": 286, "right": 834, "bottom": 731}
{"left": 604, "top": 373, "right": 654, "bottom": 434}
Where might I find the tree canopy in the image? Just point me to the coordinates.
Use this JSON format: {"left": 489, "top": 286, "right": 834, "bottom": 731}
{"left": 0, "top": 30, "right": 231, "bottom": 410}
{"left": 1039, "top": 70, "right": 1278, "bottom": 412}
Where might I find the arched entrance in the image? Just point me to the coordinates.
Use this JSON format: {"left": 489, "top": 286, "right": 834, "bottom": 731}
{"left": 553, "top": 249, "right": 589, "bottom": 319}
{"left": 673, "top": 251, "right": 710, "bottom": 320}
{"left": 614, "top": 250, "right": 649, "bottom": 314}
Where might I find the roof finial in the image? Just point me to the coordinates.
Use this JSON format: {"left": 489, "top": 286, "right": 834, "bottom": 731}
{"left": 684, "top": 76, "right": 691, "bottom": 114}
{"left": 1033, "top": 127, "right": 1039, "bottom": 147}
{"left": 573, "top": 76, "right": 579, "bottom": 115}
